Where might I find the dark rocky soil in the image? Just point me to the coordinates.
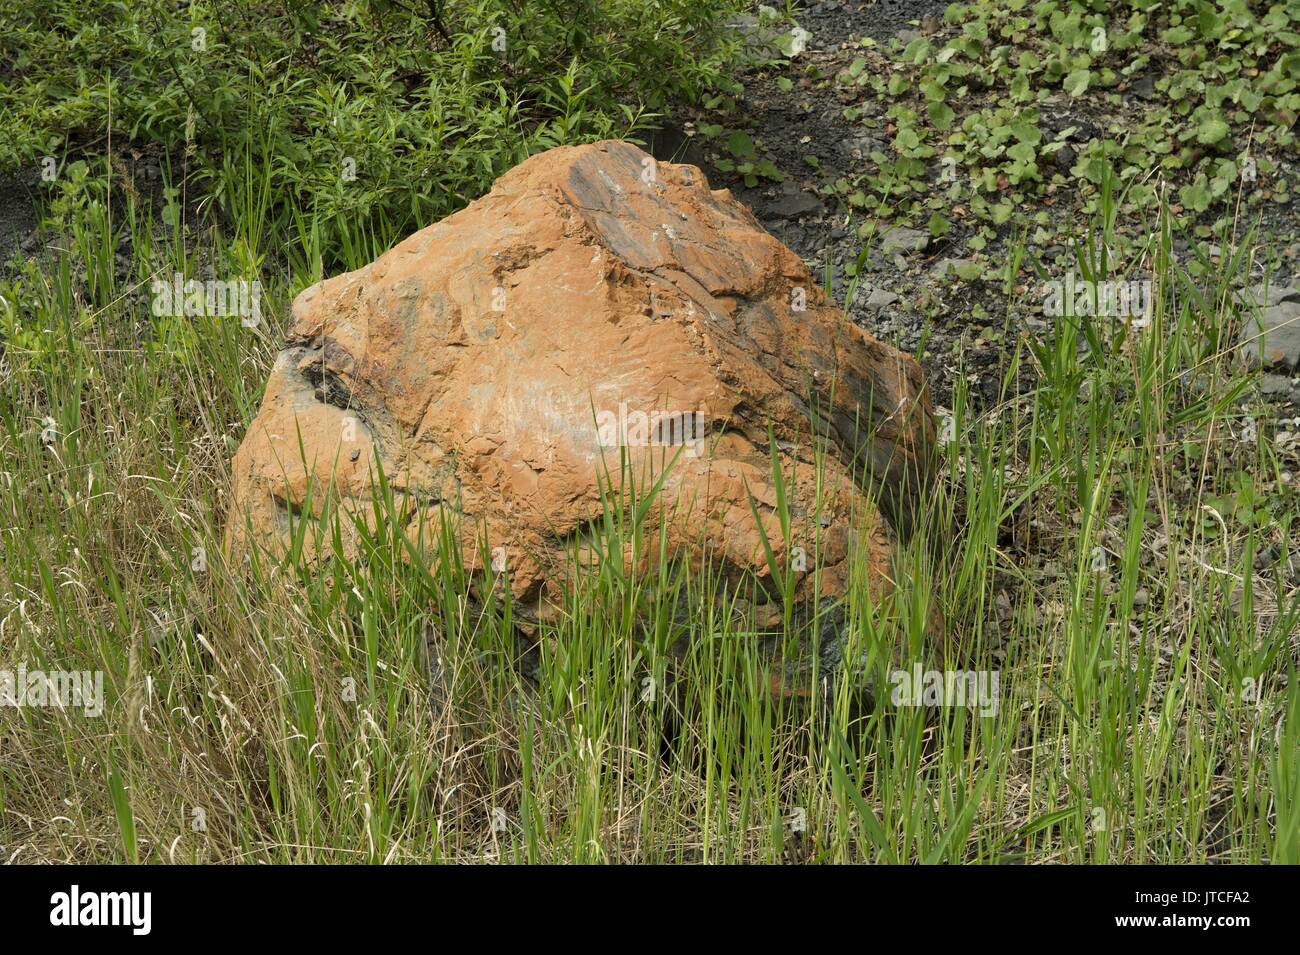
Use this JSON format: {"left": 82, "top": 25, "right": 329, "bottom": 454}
{"left": 0, "top": 169, "right": 40, "bottom": 268}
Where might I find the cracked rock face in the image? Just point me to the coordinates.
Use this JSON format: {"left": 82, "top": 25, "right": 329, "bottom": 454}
{"left": 226, "top": 140, "right": 935, "bottom": 624}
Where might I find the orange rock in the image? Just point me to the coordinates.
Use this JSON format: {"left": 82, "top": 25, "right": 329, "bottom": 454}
{"left": 226, "top": 140, "right": 935, "bottom": 628}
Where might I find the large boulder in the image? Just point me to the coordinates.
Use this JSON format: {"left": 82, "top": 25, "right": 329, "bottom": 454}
{"left": 226, "top": 140, "right": 935, "bottom": 630}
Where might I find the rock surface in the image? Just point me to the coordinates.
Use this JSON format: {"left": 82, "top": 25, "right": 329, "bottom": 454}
{"left": 878, "top": 226, "right": 930, "bottom": 256}
{"left": 1239, "top": 280, "right": 1300, "bottom": 371}
{"left": 226, "top": 140, "right": 935, "bottom": 626}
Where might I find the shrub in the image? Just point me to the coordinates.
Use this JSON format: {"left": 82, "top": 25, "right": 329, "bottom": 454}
{"left": 0, "top": 0, "right": 744, "bottom": 266}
